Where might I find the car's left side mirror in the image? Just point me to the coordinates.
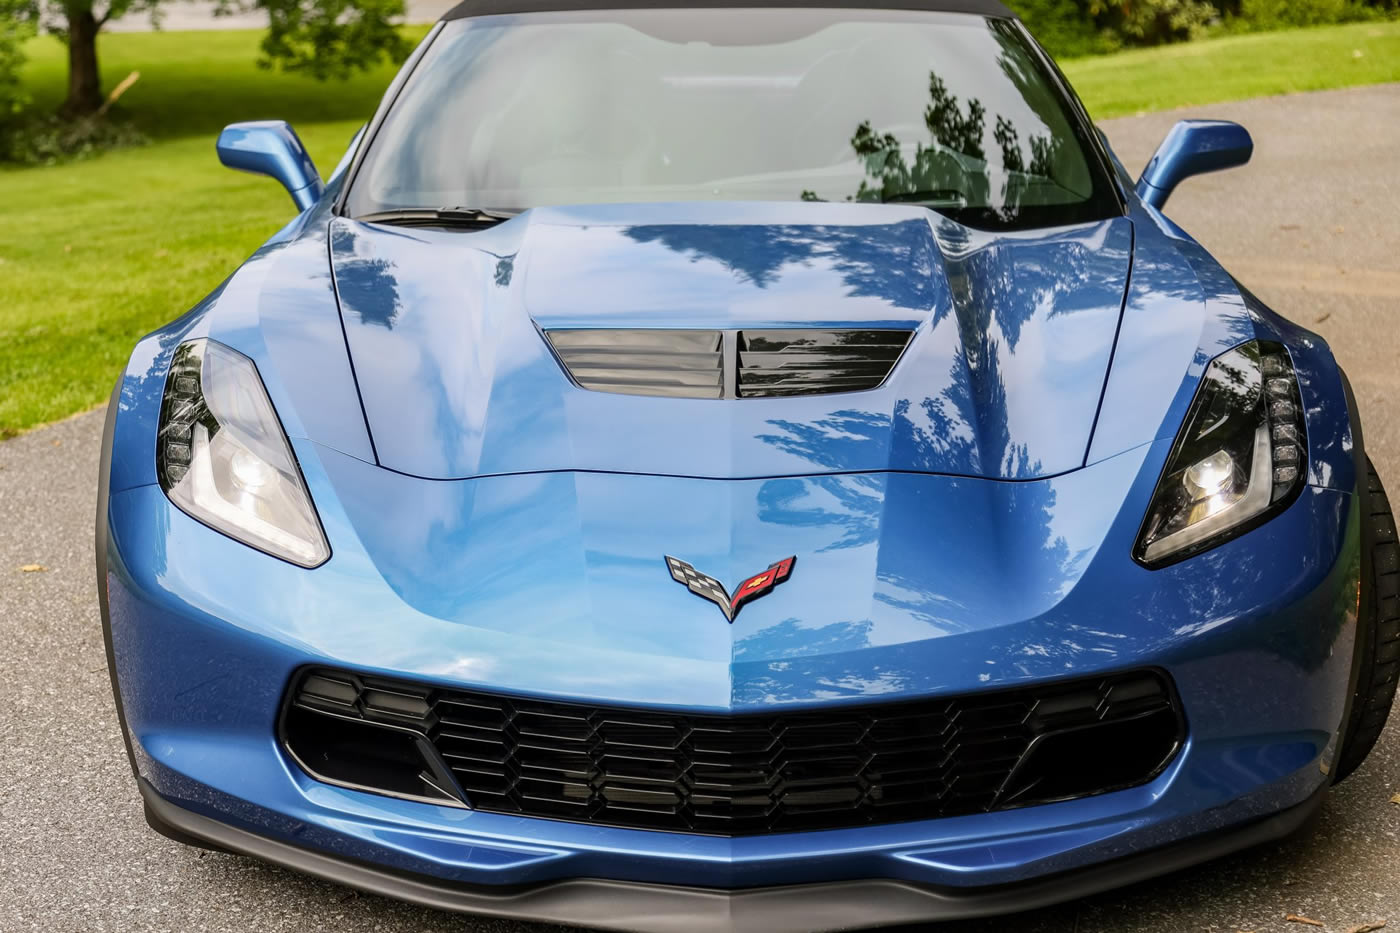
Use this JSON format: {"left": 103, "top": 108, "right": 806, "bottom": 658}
{"left": 217, "top": 120, "right": 325, "bottom": 213}
{"left": 1136, "top": 120, "right": 1253, "bottom": 210}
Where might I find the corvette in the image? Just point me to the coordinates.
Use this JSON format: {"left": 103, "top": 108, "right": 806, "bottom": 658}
{"left": 97, "top": 0, "right": 1398, "bottom": 930}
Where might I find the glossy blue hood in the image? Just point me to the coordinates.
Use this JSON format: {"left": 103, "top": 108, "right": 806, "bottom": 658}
{"left": 305, "top": 434, "right": 1171, "bottom": 708}
{"left": 330, "top": 201, "right": 1133, "bottom": 480}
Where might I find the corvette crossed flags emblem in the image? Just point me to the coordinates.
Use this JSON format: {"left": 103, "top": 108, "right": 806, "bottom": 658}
{"left": 665, "top": 555, "right": 796, "bottom": 623}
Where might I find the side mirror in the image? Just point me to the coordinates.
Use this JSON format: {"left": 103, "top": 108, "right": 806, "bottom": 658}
{"left": 217, "top": 120, "right": 325, "bottom": 212}
{"left": 1136, "top": 120, "right": 1253, "bottom": 210}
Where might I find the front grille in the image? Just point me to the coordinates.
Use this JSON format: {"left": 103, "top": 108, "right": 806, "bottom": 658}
{"left": 283, "top": 669, "right": 1184, "bottom": 836}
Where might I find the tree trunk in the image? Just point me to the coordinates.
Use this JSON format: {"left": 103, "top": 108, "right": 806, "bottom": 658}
{"left": 61, "top": 6, "right": 103, "bottom": 118}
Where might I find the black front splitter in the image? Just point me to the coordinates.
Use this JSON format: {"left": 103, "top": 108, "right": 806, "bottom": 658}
{"left": 139, "top": 778, "right": 1328, "bottom": 933}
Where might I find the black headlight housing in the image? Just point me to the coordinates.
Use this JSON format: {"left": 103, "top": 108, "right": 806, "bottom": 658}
{"left": 1135, "top": 340, "right": 1306, "bottom": 567}
{"left": 157, "top": 338, "right": 330, "bottom": 568}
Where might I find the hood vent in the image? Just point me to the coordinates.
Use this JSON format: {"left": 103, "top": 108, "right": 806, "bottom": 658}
{"left": 544, "top": 328, "right": 912, "bottom": 400}
{"left": 544, "top": 329, "right": 724, "bottom": 399}
{"left": 737, "top": 329, "right": 913, "bottom": 398}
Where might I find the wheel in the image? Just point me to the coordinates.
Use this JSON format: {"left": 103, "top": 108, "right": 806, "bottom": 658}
{"left": 1334, "top": 456, "right": 1400, "bottom": 781}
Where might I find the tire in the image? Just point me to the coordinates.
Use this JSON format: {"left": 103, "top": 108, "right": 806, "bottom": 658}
{"left": 1334, "top": 457, "right": 1400, "bottom": 782}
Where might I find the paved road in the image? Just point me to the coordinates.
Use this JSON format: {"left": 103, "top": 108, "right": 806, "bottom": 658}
{"left": 2, "top": 85, "right": 1398, "bottom": 933}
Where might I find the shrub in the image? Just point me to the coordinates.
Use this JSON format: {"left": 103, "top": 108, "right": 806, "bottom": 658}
{"left": 1006, "top": 0, "right": 1112, "bottom": 57}
{"left": 1231, "top": 0, "right": 1388, "bottom": 28}
{"left": 1012, "top": 0, "right": 1223, "bottom": 55}
{"left": 2, "top": 113, "right": 148, "bottom": 165}
{"left": 1088, "top": 0, "right": 1220, "bottom": 45}
{"left": 1015, "top": 0, "right": 1397, "bottom": 53}
{"left": 0, "top": 0, "right": 35, "bottom": 147}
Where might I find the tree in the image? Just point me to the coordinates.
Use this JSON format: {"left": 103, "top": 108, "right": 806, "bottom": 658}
{"left": 0, "top": 0, "right": 34, "bottom": 128}
{"left": 30, "top": 0, "right": 410, "bottom": 118}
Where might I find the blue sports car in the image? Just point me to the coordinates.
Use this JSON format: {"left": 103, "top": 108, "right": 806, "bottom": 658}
{"left": 98, "top": 0, "right": 1398, "bottom": 929}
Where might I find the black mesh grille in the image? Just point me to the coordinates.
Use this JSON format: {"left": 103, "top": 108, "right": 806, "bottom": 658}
{"left": 737, "top": 329, "right": 913, "bottom": 397}
{"left": 284, "top": 669, "right": 1183, "bottom": 836}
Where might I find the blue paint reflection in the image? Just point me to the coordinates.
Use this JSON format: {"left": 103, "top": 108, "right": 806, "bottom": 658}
{"left": 622, "top": 219, "right": 938, "bottom": 309}
{"left": 332, "top": 224, "right": 404, "bottom": 330}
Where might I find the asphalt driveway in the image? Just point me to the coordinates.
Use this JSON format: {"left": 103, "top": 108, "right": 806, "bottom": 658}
{"left": 2, "top": 84, "right": 1397, "bottom": 933}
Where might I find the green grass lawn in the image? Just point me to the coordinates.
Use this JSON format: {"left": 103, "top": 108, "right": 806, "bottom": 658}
{"left": 19, "top": 28, "right": 427, "bottom": 141}
{"left": 1069, "top": 20, "right": 1400, "bottom": 119}
{"left": 0, "top": 127, "right": 364, "bottom": 437}
{"left": 0, "top": 31, "right": 410, "bottom": 437}
{"left": 1, "top": 20, "right": 1398, "bottom": 437}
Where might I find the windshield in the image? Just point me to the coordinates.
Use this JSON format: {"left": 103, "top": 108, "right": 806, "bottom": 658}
{"left": 344, "top": 8, "right": 1120, "bottom": 230}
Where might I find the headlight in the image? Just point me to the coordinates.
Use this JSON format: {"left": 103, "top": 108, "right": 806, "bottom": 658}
{"left": 1136, "top": 340, "right": 1305, "bottom": 566}
{"left": 157, "top": 338, "right": 330, "bottom": 568}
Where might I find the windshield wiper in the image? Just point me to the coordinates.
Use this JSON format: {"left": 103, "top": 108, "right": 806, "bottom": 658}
{"left": 355, "top": 207, "right": 520, "bottom": 229}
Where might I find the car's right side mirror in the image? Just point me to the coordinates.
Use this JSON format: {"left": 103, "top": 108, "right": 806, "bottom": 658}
{"left": 216, "top": 120, "right": 325, "bottom": 213}
{"left": 1136, "top": 120, "right": 1253, "bottom": 210}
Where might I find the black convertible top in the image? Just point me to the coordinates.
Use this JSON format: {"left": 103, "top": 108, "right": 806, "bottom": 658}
{"left": 442, "top": 0, "right": 1014, "bottom": 21}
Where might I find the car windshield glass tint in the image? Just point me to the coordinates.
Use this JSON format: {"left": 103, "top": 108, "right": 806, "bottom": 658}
{"left": 345, "top": 9, "right": 1119, "bottom": 230}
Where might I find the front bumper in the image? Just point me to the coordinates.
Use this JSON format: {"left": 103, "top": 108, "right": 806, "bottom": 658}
{"left": 141, "top": 776, "right": 1328, "bottom": 933}
{"left": 99, "top": 423, "right": 1365, "bottom": 928}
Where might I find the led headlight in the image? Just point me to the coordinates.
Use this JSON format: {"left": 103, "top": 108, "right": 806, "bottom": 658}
{"left": 1136, "top": 340, "right": 1306, "bottom": 566}
{"left": 157, "top": 338, "right": 330, "bottom": 567}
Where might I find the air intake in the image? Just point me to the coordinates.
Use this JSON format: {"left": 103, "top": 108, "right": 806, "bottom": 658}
{"left": 737, "top": 329, "right": 913, "bottom": 398}
{"left": 544, "top": 329, "right": 724, "bottom": 399}
{"left": 282, "top": 668, "right": 1184, "bottom": 836}
{"left": 543, "top": 328, "right": 913, "bottom": 400}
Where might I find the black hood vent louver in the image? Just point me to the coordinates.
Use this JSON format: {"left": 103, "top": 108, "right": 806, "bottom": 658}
{"left": 543, "top": 328, "right": 913, "bottom": 400}
{"left": 544, "top": 329, "right": 724, "bottom": 399}
{"left": 737, "top": 329, "right": 913, "bottom": 398}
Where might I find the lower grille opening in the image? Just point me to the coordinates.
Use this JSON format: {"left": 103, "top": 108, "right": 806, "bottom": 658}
{"left": 997, "top": 707, "right": 1183, "bottom": 808}
{"left": 281, "top": 669, "right": 1185, "bottom": 836}
{"left": 282, "top": 701, "right": 458, "bottom": 804}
